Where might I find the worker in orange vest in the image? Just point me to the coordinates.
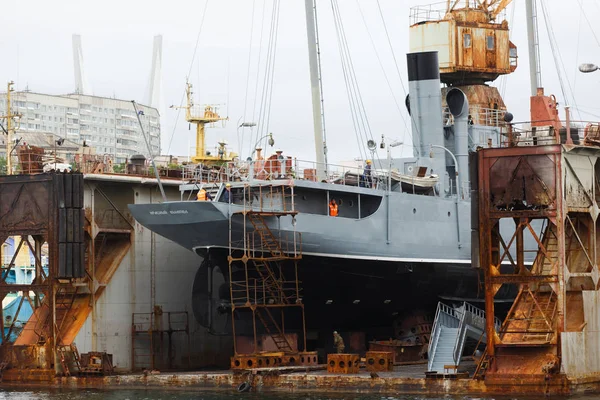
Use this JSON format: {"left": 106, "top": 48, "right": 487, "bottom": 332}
{"left": 329, "top": 199, "right": 338, "bottom": 217}
{"left": 197, "top": 188, "right": 207, "bottom": 201}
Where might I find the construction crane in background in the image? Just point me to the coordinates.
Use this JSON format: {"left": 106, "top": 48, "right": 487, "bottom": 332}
{"left": 172, "top": 82, "right": 235, "bottom": 165}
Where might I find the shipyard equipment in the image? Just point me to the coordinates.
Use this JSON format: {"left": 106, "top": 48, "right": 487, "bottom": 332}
{"left": 174, "top": 83, "right": 234, "bottom": 165}
{"left": 227, "top": 182, "right": 309, "bottom": 369}
{"left": 410, "top": 0, "right": 517, "bottom": 125}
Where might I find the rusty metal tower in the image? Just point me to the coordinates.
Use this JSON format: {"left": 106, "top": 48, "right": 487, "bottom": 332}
{"left": 475, "top": 140, "right": 600, "bottom": 392}
{"left": 227, "top": 182, "right": 309, "bottom": 368}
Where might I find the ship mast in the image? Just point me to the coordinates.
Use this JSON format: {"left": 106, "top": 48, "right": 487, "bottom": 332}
{"left": 525, "top": 0, "right": 542, "bottom": 96}
{"left": 304, "top": 0, "right": 328, "bottom": 181}
{"left": 173, "top": 82, "right": 231, "bottom": 165}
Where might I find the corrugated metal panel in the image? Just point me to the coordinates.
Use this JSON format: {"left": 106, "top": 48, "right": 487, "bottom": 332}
{"left": 55, "top": 173, "right": 85, "bottom": 279}
{"left": 562, "top": 291, "right": 600, "bottom": 376}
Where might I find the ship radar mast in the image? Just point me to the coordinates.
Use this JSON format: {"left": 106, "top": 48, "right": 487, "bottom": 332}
{"left": 173, "top": 82, "right": 235, "bottom": 165}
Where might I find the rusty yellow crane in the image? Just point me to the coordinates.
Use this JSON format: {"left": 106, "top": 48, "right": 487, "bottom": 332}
{"left": 174, "top": 82, "right": 236, "bottom": 165}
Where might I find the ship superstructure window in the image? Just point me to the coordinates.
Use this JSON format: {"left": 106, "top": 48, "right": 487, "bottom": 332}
{"left": 486, "top": 35, "right": 495, "bottom": 50}
{"left": 463, "top": 33, "right": 471, "bottom": 48}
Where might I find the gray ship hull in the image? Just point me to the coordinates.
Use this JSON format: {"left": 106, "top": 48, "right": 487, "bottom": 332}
{"left": 128, "top": 179, "right": 520, "bottom": 331}
{"left": 129, "top": 180, "right": 472, "bottom": 263}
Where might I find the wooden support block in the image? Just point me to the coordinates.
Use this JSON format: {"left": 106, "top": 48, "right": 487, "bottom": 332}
{"left": 444, "top": 364, "right": 458, "bottom": 374}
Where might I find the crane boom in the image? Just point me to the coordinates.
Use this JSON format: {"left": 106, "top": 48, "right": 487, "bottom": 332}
{"left": 490, "top": 0, "right": 513, "bottom": 19}
{"left": 446, "top": 0, "right": 513, "bottom": 21}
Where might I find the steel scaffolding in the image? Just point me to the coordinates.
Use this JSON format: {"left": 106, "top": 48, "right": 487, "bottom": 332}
{"left": 227, "top": 183, "right": 306, "bottom": 361}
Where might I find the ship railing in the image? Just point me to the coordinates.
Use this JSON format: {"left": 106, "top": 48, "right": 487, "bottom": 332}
{"left": 233, "top": 182, "right": 297, "bottom": 213}
{"left": 181, "top": 164, "right": 227, "bottom": 183}
{"left": 293, "top": 159, "right": 385, "bottom": 190}
{"left": 442, "top": 106, "right": 505, "bottom": 128}
{"left": 230, "top": 278, "right": 302, "bottom": 305}
{"left": 181, "top": 158, "right": 387, "bottom": 192}
{"left": 409, "top": 3, "right": 446, "bottom": 24}
{"left": 451, "top": 302, "right": 501, "bottom": 366}
{"left": 229, "top": 232, "right": 302, "bottom": 260}
{"left": 410, "top": 1, "right": 507, "bottom": 25}
{"left": 493, "top": 119, "right": 600, "bottom": 148}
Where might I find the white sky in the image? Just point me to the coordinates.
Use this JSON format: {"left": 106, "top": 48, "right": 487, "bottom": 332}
{"left": 0, "top": 0, "right": 598, "bottom": 164}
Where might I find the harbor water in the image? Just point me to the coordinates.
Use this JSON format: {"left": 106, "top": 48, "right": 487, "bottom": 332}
{"left": 0, "top": 390, "right": 588, "bottom": 400}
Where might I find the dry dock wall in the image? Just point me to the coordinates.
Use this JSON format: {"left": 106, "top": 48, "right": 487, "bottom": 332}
{"left": 73, "top": 179, "right": 232, "bottom": 371}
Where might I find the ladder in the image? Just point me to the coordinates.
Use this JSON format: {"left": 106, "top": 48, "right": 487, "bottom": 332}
{"left": 255, "top": 308, "right": 294, "bottom": 353}
{"left": 247, "top": 213, "right": 284, "bottom": 258}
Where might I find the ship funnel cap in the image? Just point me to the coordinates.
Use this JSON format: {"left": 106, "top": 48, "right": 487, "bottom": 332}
{"left": 407, "top": 51, "right": 440, "bottom": 82}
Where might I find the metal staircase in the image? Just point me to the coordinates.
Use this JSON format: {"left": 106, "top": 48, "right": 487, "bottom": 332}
{"left": 427, "top": 301, "right": 500, "bottom": 373}
{"left": 256, "top": 308, "right": 294, "bottom": 353}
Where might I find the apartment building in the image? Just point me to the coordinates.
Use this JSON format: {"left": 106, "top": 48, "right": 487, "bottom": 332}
{"left": 0, "top": 91, "right": 161, "bottom": 164}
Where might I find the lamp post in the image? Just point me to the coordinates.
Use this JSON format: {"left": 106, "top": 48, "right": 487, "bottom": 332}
{"left": 430, "top": 144, "right": 459, "bottom": 197}
{"left": 250, "top": 132, "right": 275, "bottom": 158}
{"left": 386, "top": 140, "right": 403, "bottom": 192}
{"left": 579, "top": 63, "right": 600, "bottom": 73}
{"left": 237, "top": 119, "right": 256, "bottom": 157}
{"left": 430, "top": 144, "right": 462, "bottom": 248}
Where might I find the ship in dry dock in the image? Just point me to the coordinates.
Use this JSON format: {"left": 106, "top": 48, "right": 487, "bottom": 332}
{"left": 129, "top": 0, "right": 539, "bottom": 338}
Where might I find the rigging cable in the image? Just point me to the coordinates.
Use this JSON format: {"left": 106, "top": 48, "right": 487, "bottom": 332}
{"left": 573, "top": 3, "right": 583, "bottom": 96}
{"left": 376, "top": 0, "right": 411, "bottom": 146}
{"left": 331, "top": 0, "right": 382, "bottom": 166}
{"left": 499, "top": 1, "right": 516, "bottom": 99}
{"left": 166, "top": 0, "right": 210, "bottom": 155}
{"left": 253, "top": 0, "right": 277, "bottom": 153}
{"left": 331, "top": 1, "right": 367, "bottom": 161}
{"left": 249, "top": 0, "right": 267, "bottom": 153}
{"left": 539, "top": 0, "right": 582, "bottom": 121}
{"left": 355, "top": 0, "right": 409, "bottom": 133}
{"left": 331, "top": 0, "right": 369, "bottom": 161}
{"left": 261, "top": 0, "right": 282, "bottom": 152}
{"left": 576, "top": 0, "right": 600, "bottom": 47}
{"left": 255, "top": 0, "right": 281, "bottom": 153}
{"left": 240, "top": 0, "right": 257, "bottom": 156}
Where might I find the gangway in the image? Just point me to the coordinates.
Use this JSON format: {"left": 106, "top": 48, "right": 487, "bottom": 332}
{"left": 427, "top": 301, "right": 500, "bottom": 373}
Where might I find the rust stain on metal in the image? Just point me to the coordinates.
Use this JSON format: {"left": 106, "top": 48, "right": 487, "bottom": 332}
{"left": 477, "top": 143, "right": 600, "bottom": 394}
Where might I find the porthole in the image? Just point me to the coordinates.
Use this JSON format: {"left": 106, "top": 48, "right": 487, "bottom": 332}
{"left": 448, "top": 211, "right": 451, "bottom": 217}
{"left": 413, "top": 208, "right": 416, "bottom": 214}
{"left": 338, "top": 198, "right": 343, "bottom": 206}
{"left": 349, "top": 200, "right": 354, "bottom": 207}
{"left": 302, "top": 195, "right": 307, "bottom": 200}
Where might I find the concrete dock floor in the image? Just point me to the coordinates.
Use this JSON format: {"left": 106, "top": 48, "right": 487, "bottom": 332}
{"left": 1, "top": 360, "right": 598, "bottom": 396}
